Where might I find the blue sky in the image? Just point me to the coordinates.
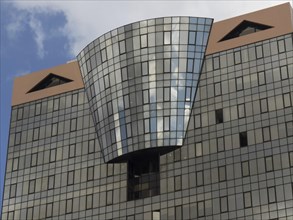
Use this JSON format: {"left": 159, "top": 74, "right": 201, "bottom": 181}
{"left": 0, "top": 0, "right": 290, "bottom": 213}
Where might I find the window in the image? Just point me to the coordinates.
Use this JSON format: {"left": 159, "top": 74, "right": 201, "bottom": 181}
{"left": 35, "top": 103, "right": 41, "bottom": 116}
{"left": 26, "top": 207, "right": 34, "bottom": 219}
{"left": 152, "top": 210, "right": 160, "bottom": 220}
{"left": 218, "top": 166, "right": 226, "bottom": 182}
{"left": 214, "top": 82, "right": 221, "bottom": 96}
{"left": 242, "top": 161, "right": 250, "bottom": 177}
{"left": 142, "top": 61, "right": 148, "bottom": 76}
{"left": 234, "top": 51, "right": 241, "bottom": 64}
{"left": 188, "top": 31, "right": 196, "bottom": 44}
{"left": 195, "top": 114, "right": 201, "bottom": 128}
{"left": 28, "top": 74, "right": 72, "bottom": 93}
{"left": 238, "top": 104, "right": 245, "bottom": 118}
{"left": 236, "top": 77, "right": 243, "bottom": 91}
{"left": 175, "top": 175, "right": 182, "bottom": 191}
{"left": 48, "top": 175, "right": 55, "bottom": 190}
{"left": 217, "top": 137, "right": 225, "bottom": 152}
{"left": 244, "top": 191, "right": 252, "bottom": 208}
{"left": 258, "top": 71, "right": 266, "bottom": 85}
{"left": 107, "top": 164, "right": 113, "bottom": 176}
{"left": 164, "top": 31, "right": 171, "bottom": 45}
{"left": 280, "top": 66, "right": 288, "bottom": 80}
{"left": 195, "top": 142, "right": 202, "bottom": 157}
{"left": 88, "top": 140, "right": 95, "bottom": 154}
{"left": 50, "top": 149, "right": 56, "bottom": 162}
{"left": 196, "top": 171, "right": 203, "bottom": 186}
{"left": 70, "top": 118, "right": 77, "bottom": 132}
{"left": 31, "top": 153, "right": 38, "bottom": 167}
{"left": 66, "top": 198, "right": 73, "bottom": 214}
{"left": 164, "top": 116, "right": 170, "bottom": 131}
{"left": 286, "top": 121, "right": 293, "bottom": 137}
{"left": 14, "top": 132, "right": 21, "bottom": 145}
{"left": 106, "top": 190, "right": 113, "bottom": 205}
{"left": 174, "top": 149, "right": 181, "bottom": 162}
{"left": 17, "top": 108, "right": 23, "bottom": 120}
{"left": 260, "top": 98, "right": 268, "bottom": 113}
{"left": 72, "top": 93, "right": 78, "bottom": 106}
{"left": 12, "top": 157, "right": 19, "bottom": 171}
{"left": 256, "top": 45, "right": 263, "bottom": 59}
{"left": 53, "top": 98, "right": 59, "bottom": 111}
{"left": 86, "top": 194, "right": 93, "bottom": 210}
{"left": 9, "top": 183, "right": 17, "bottom": 198}
{"left": 262, "top": 127, "right": 271, "bottom": 142}
{"left": 197, "top": 200, "right": 205, "bottom": 217}
{"left": 119, "top": 40, "right": 126, "bottom": 54}
{"left": 215, "top": 109, "right": 223, "bottom": 124}
{"left": 69, "top": 144, "right": 76, "bottom": 158}
{"left": 51, "top": 123, "right": 58, "bottom": 136}
{"left": 290, "top": 152, "right": 293, "bottom": 167}
{"left": 220, "top": 20, "right": 272, "bottom": 41}
{"left": 140, "top": 34, "right": 148, "bottom": 48}
{"left": 143, "top": 89, "right": 149, "bottom": 104}
{"left": 220, "top": 196, "right": 228, "bottom": 213}
{"left": 87, "top": 166, "right": 94, "bottom": 181}
{"left": 46, "top": 203, "right": 53, "bottom": 218}
{"left": 187, "top": 59, "right": 194, "bottom": 73}
{"left": 277, "top": 39, "right": 285, "bottom": 53}
{"left": 239, "top": 132, "right": 248, "bottom": 147}
{"left": 268, "top": 186, "right": 276, "bottom": 203}
{"left": 28, "top": 179, "right": 36, "bottom": 194}
{"left": 265, "top": 156, "right": 273, "bottom": 172}
{"left": 283, "top": 93, "right": 291, "bottom": 107}
{"left": 33, "top": 128, "right": 39, "bottom": 141}
{"left": 175, "top": 205, "right": 182, "bottom": 219}
{"left": 67, "top": 171, "right": 74, "bottom": 185}
{"left": 213, "top": 56, "right": 220, "bottom": 70}
{"left": 7, "top": 211, "right": 14, "bottom": 220}
{"left": 128, "top": 152, "right": 160, "bottom": 200}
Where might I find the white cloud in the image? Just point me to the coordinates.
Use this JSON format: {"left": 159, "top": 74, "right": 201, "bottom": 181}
{"left": 6, "top": 12, "right": 27, "bottom": 39}
{"left": 28, "top": 14, "right": 46, "bottom": 59}
{"left": 8, "top": 1, "right": 290, "bottom": 57}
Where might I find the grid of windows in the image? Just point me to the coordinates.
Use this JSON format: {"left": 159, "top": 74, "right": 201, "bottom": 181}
{"left": 77, "top": 16, "right": 212, "bottom": 162}
{"left": 2, "top": 15, "right": 293, "bottom": 220}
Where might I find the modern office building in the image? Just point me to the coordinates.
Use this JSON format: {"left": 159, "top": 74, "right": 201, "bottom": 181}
{"left": 1, "top": 3, "right": 293, "bottom": 219}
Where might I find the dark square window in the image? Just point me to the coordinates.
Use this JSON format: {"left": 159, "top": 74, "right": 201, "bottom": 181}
{"left": 239, "top": 132, "right": 248, "bottom": 147}
{"left": 128, "top": 152, "right": 160, "bottom": 201}
{"left": 215, "top": 109, "right": 223, "bottom": 124}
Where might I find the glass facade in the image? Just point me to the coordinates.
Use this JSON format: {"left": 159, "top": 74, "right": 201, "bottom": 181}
{"left": 2, "top": 12, "right": 293, "bottom": 220}
{"left": 77, "top": 17, "right": 212, "bottom": 162}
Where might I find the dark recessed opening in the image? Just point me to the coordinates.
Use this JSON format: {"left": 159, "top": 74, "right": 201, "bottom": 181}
{"left": 127, "top": 151, "right": 160, "bottom": 201}
{"left": 239, "top": 131, "right": 248, "bottom": 147}
{"left": 28, "top": 73, "right": 72, "bottom": 93}
{"left": 219, "top": 20, "right": 273, "bottom": 42}
{"left": 215, "top": 109, "right": 224, "bottom": 124}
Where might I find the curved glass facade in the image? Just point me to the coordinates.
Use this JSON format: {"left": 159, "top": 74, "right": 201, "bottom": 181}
{"left": 77, "top": 17, "right": 212, "bottom": 162}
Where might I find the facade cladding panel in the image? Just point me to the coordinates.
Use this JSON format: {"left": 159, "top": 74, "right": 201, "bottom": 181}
{"left": 1, "top": 4, "right": 293, "bottom": 220}
{"left": 77, "top": 17, "right": 212, "bottom": 162}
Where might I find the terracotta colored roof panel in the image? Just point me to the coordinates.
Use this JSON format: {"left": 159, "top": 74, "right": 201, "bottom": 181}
{"left": 12, "top": 61, "right": 84, "bottom": 106}
{"left": 206, "top": 3, "right": 293, "bottom": 55}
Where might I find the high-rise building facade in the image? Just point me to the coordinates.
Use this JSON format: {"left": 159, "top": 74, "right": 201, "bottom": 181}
{"left": 1, "top": 3, "right": 293, "bottom": 220}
